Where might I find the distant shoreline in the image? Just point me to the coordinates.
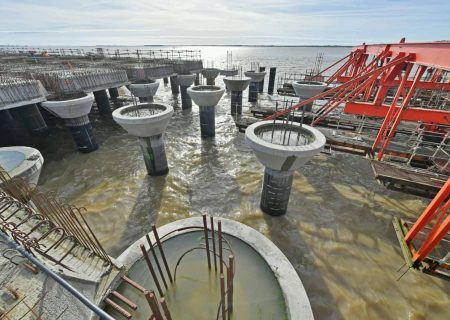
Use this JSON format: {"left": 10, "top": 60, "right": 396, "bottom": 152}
{"left": 0, "top": 44, "right": 353, "bottom": 48}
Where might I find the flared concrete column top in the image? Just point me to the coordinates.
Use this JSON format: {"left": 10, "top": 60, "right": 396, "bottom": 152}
{"left": 200, "top": 68, "right": 220, "bottom": 79}
{"left": 292, "top": 81, "right": 328, "bottom": 99}
{"left": 177, "top": 74, "right": 196, "bottom": 87}
{"left": 112, "top": 102, "right": 173, "bottom": 137}
{"left": 224, "top": 76, "right": 252, "bottom": 91}
{"left": 220, "top": 69, "right": 239, "bottom": 76}
{"left": 0, "top": 146, "right": 44, "bottom": 186}
{"left": 244, "top": 70, "right": 267, "bottom": 82}
{"left": 187, "top": 85, "right": 225, "bottom": 107}
{"left": 41, "top": 93, "right": 94, "bottom": 119}
{"left": 245, "top": 120, "right": 325, "bottom": 171}
{"left": 129, "top": 80, "right": 160, "bottom": 98}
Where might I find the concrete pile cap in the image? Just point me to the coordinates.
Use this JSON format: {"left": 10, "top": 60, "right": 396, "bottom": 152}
{"left": 292, "top": 81, "right": 328, "bottom": 99}
{"left": 224, "top": 76, "right": 252, "bottom": 91}
{"left": 41, "top": 93, "right": 94, "bottom": 119}
{"left": 0, "top": 146, "right": 44, "bottom": 186}
{"left": 200, "top": 68, "right": 220, "bottom": 79}
{"left": 187, "top": 85, "right": 225, "bottom": 107}
{"left": 245, "top": 120, "right": 326, "bottom": 171}
{"left": 220, "top": 69, "right": 239, "bottom": 76}
{"left": 0, "top": 76, "right": 48, "bottom": 109}
{"left": 129, "top": 80, "right": 160, "bottom": 97}
{"left": 244, "top": 71, "right": 267, "bottom": 82}
{"left": 176, "top": 74, "right": 196, "bottom": 86}
{"left": 112, "top": 102, "right": 174, "bottom": 137}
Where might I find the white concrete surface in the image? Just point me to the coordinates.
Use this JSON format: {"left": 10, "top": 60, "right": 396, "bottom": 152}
{"left": 245, "top": 120, "right": 326, "bottom": 171}
{"left": 224, "top": 76, "right": 251, "bottom": 91}
{"left": 0, "top": 146, "right": 44, "bottom": 186}
{"left": 129, "top": 82, "right": 159, "bottom": 98}
{"left": 200, "top": 68, "right": 220, "bottom": 79}
{"left": 112, "top": 103, "right": 173, "bottom": 138}
{"left": 41, "top": 94, "right": 94, "bottom": 119}
{"left": 187, "top": 85, "right": 225, "bottom": 107}
{"left": 292, "top": 81, "right": 328, "bottom": 99}
{"left": 177, "top": 74, "right": 196, "bottom": 87}
{"left": 244, "top": 71, "right": 267, "bottom": 82}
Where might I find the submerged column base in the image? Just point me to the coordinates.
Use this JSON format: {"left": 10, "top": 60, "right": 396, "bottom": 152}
{"left": 231, "top": 91, "right": 243, "bottom": 115}
{"left": 170, "top": 76, "right": 180, "bottom": 95}
{"left": 109, "top": 87, "right": 119, "bottom": 99}
{"left": 248, "top": 82, "right": 259, "bottom": 103}
{"left": 199, "top": 106, "right": 215, "bottom": 138}
{"left": 139, "top": 96, "right": 154, "bottom": 103}
{"left": 194, "top": 73, "right": 200, "bottom": 85}
{"left": 139, "top": 134, "right": 169, "bottom": 176}
{"left": 19, "top": 104, "right": 48, "bottom": 133}
{"left": 206, "top": 78, "right": 215, "bottom": 85}
{"left": 180, "top": 86, "right": 192, "bottom": 110}
{"left": 163, "top": 77, "right": 169, "bottom": 85}
{"left": 65, "top": 115, "right": 98, "bottom": 153}
{"left": 260, "top": 167, "right": 293, "bottom": 216}
{"left": 94, "top": 90, "right": 112, "bottom": 114}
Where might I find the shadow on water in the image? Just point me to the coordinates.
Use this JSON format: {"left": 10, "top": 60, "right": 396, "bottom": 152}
{"left": 108, "top": 174, "right": 167, "bottom": 257}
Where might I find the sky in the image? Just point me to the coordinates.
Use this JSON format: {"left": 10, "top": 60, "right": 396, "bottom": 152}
{"left": 0, "top": 0, "right": 449, "bottom": 46}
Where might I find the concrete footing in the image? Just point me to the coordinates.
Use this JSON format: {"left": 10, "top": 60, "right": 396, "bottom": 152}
{"left": 19, "top": 104, "right": 48, "bottom": 133}
{"left": 65, "top": 115, "right": 98, "bottom": 153}
{"left": 248, "top": 82, "right": 259, "bottom": 103}
{"left": 260, "top": 167, "right": 293, "bottom": 216}
{"left": 138, "top": 134, "right": 169, "bottom": 176}
{"left": 231, "top": 91, "right": 243, "bottom": 115}
{"left": 109, "top": 87, "right": 119, "bottom": 99}
{"left": 258, "top": 67, "right": 266, "bottom": 93}
{"left": 268, "top": 67, "right": 276, "bottom": 95}
{"left": 169, "top": 76, "right": 179, "bottom": 95}
{"left": 199, "top": 106, "right": 215, "bottom": 138}
{"left": 94, "top": 90, "right": 112, "bottom": 114}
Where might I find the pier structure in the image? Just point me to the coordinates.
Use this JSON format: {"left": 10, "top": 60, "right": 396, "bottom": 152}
{"left": 224, "top": 76, "right": 251, "bottom": 115}
{"left": 201, "top": 68, "right": 220, "bottom": 85}
{"left": 177, "top": 74, "right": 196, "bottom": 110}
{"left": 292, "top": 80, "right": 328, "bottom": 112}
{"left": 187, "top": 85, "right": 225, "bottom": 138}
{"left": 268, "top": 67, "right": 277, "bottom": 94}
{"left": 129, "top": 80, "right": 160, "bottom": 102}
{"left": 244, "top": 70, "right": 267, "bottom": 103}
{"left": 245, "top": 120, "right": 325, "bottom": 215}
{"left": 169, "top": 75, "right": 179, "bottom": 96}
{"left": 0, "top": 76, "right": 48, "bottom": 133}
{"left": 258, "top": 66, "right": 266, "bottom": 93}
{"left": 112, "top": 102, "right": 174, "bottom": 176}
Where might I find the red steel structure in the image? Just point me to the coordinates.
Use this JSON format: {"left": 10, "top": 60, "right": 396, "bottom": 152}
{"left": 264, "top": 39, "right": 450, "bottom": 160}
{"left": 393, "top": 177, "right": 450, "bottom": 279}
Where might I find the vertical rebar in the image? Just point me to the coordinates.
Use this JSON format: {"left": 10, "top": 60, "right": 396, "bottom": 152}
{"left": 146, "top": 234, "right": 168, "bottom": 290}
{"left": 202, "top": 214, "right": 211, "bottom": 269}
{"left": 218, "top": 221, "right": 223, "bottom": 274}
{"left": 160, "top": 298, "right": 173, "bottom": 320}
{"left": 152, "top": 224, "right": 173, "bottom": 283}
{"left": 227, "top": 255, "right": 234, "bottom": 317}
{"left": 210, "top": 216, "right": 217, "bottom": 271}
{"left": 140, "top": 244, "right": 164, "bottom": 297}
{"left": 220, "top": 274, "right": 226, "bottom": 320}
{"left": 145, "top": 291, "right": 163, "bottom": 320}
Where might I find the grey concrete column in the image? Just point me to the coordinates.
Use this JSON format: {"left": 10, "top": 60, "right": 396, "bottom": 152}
{"left": 0, "top": 109, "right": 13, "bottom": 125}
{"left": 206, "top": 78, "right": 215, "bottom": 86}
{"left": 180, "top": 86, "right": 192, "bottom": 110}
{"left": 199, "top": 105, "right": 215, "bottom": 138}
{"left": 194, "top": 73, "right": 200, "bottom": 85}
{"left": 19, "top": 104, "right": 48, "bottom": 133}
{"left": 65, "top": 115, "right": 98, "bottom": 153}
{"left": 258, "top": 66, "right": 266, "bottom": 93}
{"left": 231, "top": 91, "right": 243, "bottom": 115}
{"left": 94, "top": 90, "right": 112, "bottom": 114}
{"left": 268, "top": 67, "right": 276, "bottom": 95}
{"left": 169, "top": 76, "right": 179, "bottom": 96}
{"left": 163, "top": 77, "right": 169, "bottom": 85}
{"left": 139, "top": 96, "right": 154, "bottom": 103}
{"left": 109, "top": 87, "right": 119, "bottom": 99}
{"left": 260, "top": 167, "right": 294, "bottom": 216}
{"left": 248, "top": 82, "right": 259, "bottom": 103}
{"left": 138, "top": 134, "right": 169, "bottom": 176}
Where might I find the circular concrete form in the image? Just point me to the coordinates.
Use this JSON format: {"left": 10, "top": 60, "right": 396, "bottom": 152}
{"left": 113, "top": 103, "right": 173, "bottom": 175}
{"left": 292, "top": 81, "right": 328, "bottom": 111}
{"left": 224, "top": 76, "right": 251, "bottom": 115}
{"left": 201, "top": 68, "right": 220, "bottom": 85}
{"left": 130, "top": 80, "right": 160, "bottom": 102}
{"left": 0, "top": 146, "right": 44, "bottom": 186}
{"left": 177, "top": 74, "right": 196, "bottom": 110}
{"left": 244, "top": 71, "right": 266, "bottom": 102}
{"left": 111, "top": 217, "right": 314, "bottom": 320}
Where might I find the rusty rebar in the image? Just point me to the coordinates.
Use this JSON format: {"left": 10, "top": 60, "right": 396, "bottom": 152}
{"left": 121, "top": 275, "right": 147, "bottom": 293}
{"left": 203, "top": 214, "right": 211, "bottom": 269}
{"left": 152, "top": 224, "right": 173, "bottom": 284}
{"left": 140, "top": 244, "right": 164, "bottom": 297}
{"left": 220, "top": 274, "right": 226, "bottom": 320}
{"left": 160, "top": 298, "right": 173, "bottom": 320}
{"left": 145, "top": 291, "right": 163, "bottom": 320}
{"left": 218, "top": 221, "right": 223, "bottom": 274}
{"left": 105, "top": 298, "right": 132, "bottom": 319}
{"left": 111, "top": 291, "right": 137, "bottom": 310}
{"left": 227, "top": 255, "right": 235, "bottom": 317}
{"left": 210, "top": 216, "right": 217, "bottom": 271}
{"left": 146, "top": 234, "right": 168, "bottom": 290}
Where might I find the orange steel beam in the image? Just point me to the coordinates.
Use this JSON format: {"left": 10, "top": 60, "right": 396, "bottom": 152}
{"left": 337, "top": 76, "right": 450, "bottom": 90}
{"left": 343, "top": 103, "right": 450, "bottom": 124}
{"left": 352, "top": 42, "right": 450, "bottom": 70}
{"left": 405, "top": 177, "right": 450, "bottom": 242}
